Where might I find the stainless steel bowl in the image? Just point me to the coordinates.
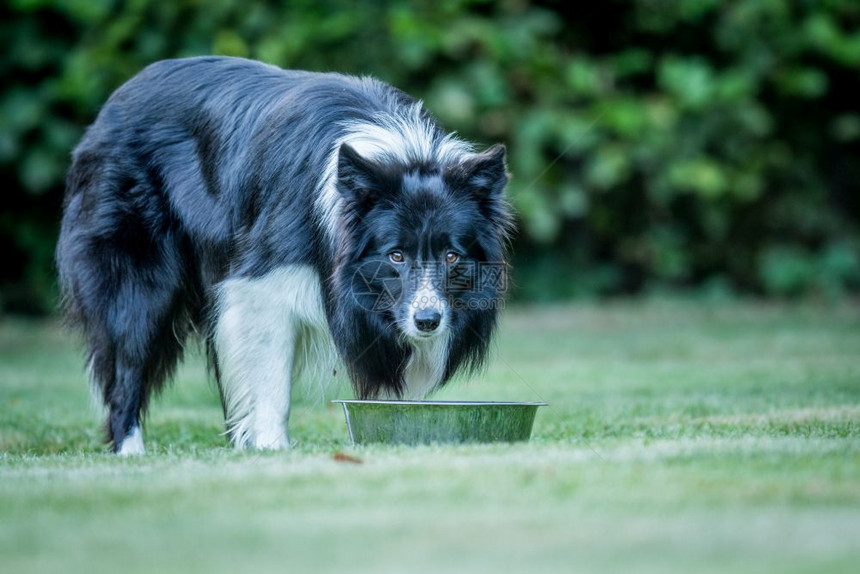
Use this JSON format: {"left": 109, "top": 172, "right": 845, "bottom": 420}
{"left": 332, "top": 400, "right": 547, "bottom": 445}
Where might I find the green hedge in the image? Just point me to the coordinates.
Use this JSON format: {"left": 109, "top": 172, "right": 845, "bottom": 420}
{"left": 2, "top": 0, "right": 859, "bottom": 312}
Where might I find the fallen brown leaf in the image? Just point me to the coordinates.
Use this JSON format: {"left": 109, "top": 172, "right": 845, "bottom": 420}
{"left": 333, "top": 451, "right": 363, "bottom": 464}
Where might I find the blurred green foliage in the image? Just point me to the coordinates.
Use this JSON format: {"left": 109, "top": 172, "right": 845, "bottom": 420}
{"left": 1, "top": 0, "right": 859, "bottom": 312}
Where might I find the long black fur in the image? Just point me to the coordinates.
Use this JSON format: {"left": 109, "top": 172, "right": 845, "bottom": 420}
{"left": 56, "top": 56, "right": 513, "bottom": 451}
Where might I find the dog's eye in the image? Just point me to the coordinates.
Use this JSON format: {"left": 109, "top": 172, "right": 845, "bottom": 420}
{"left": 389, "top": 251, "right": 405, "bottom": 264}
{"left": 445, "top": 251, "right": 460, "bottom": 264}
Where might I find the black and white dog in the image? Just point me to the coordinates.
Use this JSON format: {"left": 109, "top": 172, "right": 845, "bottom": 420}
{"left": 56, "top": 57, "right": 513, "bottom": 454}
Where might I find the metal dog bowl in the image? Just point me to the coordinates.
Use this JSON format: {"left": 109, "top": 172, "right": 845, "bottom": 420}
{"left": 332, "top": 400, "right": 547, "bottom": 445}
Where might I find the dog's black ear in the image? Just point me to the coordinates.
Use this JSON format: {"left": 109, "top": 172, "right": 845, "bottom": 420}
{"left": 337, "top": 143, "right": 393, "bottom": 207}
{"left": 445, "top": 144, "right": 509, "bottom": 197}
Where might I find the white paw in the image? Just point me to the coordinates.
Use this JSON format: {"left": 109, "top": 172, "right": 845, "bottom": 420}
{"left": 248, "top": 428, "right": 289, "bottom": 450}
{"left": 117, "top": 426, "right": 145, "bottom": 456}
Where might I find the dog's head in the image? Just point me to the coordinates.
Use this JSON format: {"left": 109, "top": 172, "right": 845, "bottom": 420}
{"left": 335, "top": 142, "right": 514, "bottom": 348}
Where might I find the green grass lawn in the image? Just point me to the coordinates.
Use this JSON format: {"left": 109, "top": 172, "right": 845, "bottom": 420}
{"left": 1, "top": 300, "right": 858, "bottom": 573}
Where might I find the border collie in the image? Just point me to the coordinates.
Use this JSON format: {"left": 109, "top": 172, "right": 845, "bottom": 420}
{"left": 56, "top": 56, "right": 513, "bottom": 454}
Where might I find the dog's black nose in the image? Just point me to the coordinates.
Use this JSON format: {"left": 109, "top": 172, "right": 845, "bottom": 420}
{"left": 414, "top": 309, "right": 441, "bottom": 332}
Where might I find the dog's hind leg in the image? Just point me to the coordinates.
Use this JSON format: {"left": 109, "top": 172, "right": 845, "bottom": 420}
{"left": 109, "top": 354, "right": 147, "bottom": 456}
{"left": 58, "top": 193, "right": 190, "bottom": 454}
{"left": 104, "top": 251, "right": 190, "bottom": 455}
{"left": 92, "top": 253, "right": 188, "bottom": 454}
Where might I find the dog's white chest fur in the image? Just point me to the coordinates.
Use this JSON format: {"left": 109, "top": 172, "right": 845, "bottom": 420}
{"left": 397, "top": 336, "right": 449, "bottom": 400}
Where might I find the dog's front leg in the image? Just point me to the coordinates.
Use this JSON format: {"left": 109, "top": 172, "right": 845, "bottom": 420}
{"left": 214, "top": 280, "right": 295, "bottom": 450}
